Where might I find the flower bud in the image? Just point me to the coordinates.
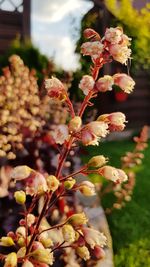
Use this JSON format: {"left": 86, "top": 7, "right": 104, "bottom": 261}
{"left": 92, "top": 245, "right": 105, "bottom": 259}
{"left": 97, "top": 112, "right": 127, "bottom": 132}
{"left": 109, "top": 44, "right": 131, "bottom": 65}
{"left": 17, "top": 247, "right": 26, "bottom": 258}
{"left": 40, "top": 237, "right": 53, "bottom": 248}
{"left": 68, "top": 212, "right": 88, "bottom": 226}
{"left": 62, "top": 224, "right": 76, "bottom": 243}
{"left": 79, "top": 75, "right": 95, "bottom": 95}
{"left": 64, "top": 178, "right": 76, "bottom": 189}
{"left": 46, "top": 175, "right": 59, "bottom": 192}
{"left": 16, "top": 226, "right": 26, "bottom": 238}
{"left": 81, "top": 41, "right": 104, "bottom": 59}
{"left": 45, "top": 77, "right": 65, "bottom": 101}
{"left": 14, "top": 191, "right": 26, "bottom": 205}
{"left": 113, "top": 73, "right": 135, "bottom": 94}
{"left": 82, "top": 227, "right": 106, "bottom": 249}
{"left": 4, "top": 253, "right": 17, "bottom": 267}
{"left": 17, "top": 237, "right": 25, "bottom": 247}
{"left": 0, "top": 237, "right": 15, "bottom": 246}
{"left": 76, "top": 246, "right": 90, "bottom": 261}
{"left": 95, "top": 75, "right": 114, "bottom": 92}
{"left": 105, "top": 27, "right": 123, "bottom": 44}
{"left": 84, "top": 28, "right": 97, "bottom": 39}
{"left": 27, "top": 214, "right": 35, "bottom": 227}
{"left": 69, "top": 116, "right": 82, "bottom": 133}
{"left": 99, "top": 166, "right": 128, "bottom": 183}
{"left": 88, "top": 155, "right": 108, "bottom": 168}
{"left": 78, "top": 181, "right": 96, "bottom": 196}
{"left": 31, "top": 249, "right": 54, "bottom": 265}
{"left": 22, "top": 260, "right": 34, "bottom": 267}
{"left": 11, "top": 165, "right": 32, "bottom": 180}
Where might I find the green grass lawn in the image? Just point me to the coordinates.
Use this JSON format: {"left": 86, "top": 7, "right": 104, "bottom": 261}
{"left": 82, "top": 139, "right": 150, "bottom": 267}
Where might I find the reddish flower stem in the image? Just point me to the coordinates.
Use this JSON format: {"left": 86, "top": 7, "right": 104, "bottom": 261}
{"left": 25, "top": 64, "right": 102, "bottom": 259}
{"left": 60, "top": 166, "right": 88, "bottom": 181}
{"left": 26, "top": 193, "right": 51, "bottom": 255}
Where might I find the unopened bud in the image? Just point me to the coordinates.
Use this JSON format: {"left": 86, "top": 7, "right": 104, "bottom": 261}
{"left": 17, "top": 247, "right": 26, "bottom": 258}
{"left": 78, "top": 181, "right": 96, "bottom": 196}
{"left": 11, "top": 165, "right": 32, "bottom": 180}
{"left": 22, "top": 260, "right": 34, "bottom": 267}
{"left": 0, "top": 237, "right": 15, "bottom": 247}
{"left": 62, "top": 224, "right": 76, "bottom": 243}
{"left": 4, "top": 253, "right": 17, "bottom": 267}
{"left": 69, "top": 116, "right": 82, "bottom": 133}
{"left": 88, "top": 155, "right": 108, "bottom": 168}
{"left": 76, "top": 246, "right": 90, "bottom": 261}
{"left": 84, "top": 28, "right": 98, "bottom": 39}
{"left": 93, "top": 245, "right": 105, "bottom": 259}
{"left": 40, "top": 237, "right": 53, "bottom": 248}
{"left": 16, "top": 226, "right": 26, "bottom": 238}
{"left": 68, "top": 212, "right": 88, "bottom": 226}
{"left": 31, "top": 249, "right": 54, "bottom": 265}
{"left": 14, "top": 191, "right": 26, "bottom": 205}
{"left": 64, "top": 178, "right": 76, "bottom": 189}
{"left": 46, "top": 175, "right": 59, "bottom": 192}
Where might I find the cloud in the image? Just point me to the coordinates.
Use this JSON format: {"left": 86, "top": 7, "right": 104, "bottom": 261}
{"left": 31, "top": 0, "right": 93, "bottom": 70}
{"left": 32, "top": 0, "right": 92, "bottom": 23}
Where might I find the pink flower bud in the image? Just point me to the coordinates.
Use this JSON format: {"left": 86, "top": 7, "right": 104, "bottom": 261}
{"left": 105, "top": 27, "right": 123, "bottom": 44}
{"left": 95, "top": 75, "right": 114, "bottom": 92}
{"left": 109, "top": 44, "right": 131, "bottom": 65}
{"left": 97, "top": 112, "right": 127, "bottom": 131}
{"left": 92, "top": 245, "right": 105, "bottom": 259}
{"left": 88, "top": 121, "right": 109, "bottom": 138}
{"left": 81, "top": 121, "right": 109, "bottom": 146}
{"left": 25, "top": 172, "right": 48, "bottom": 196}
{"left": 82, "top": 227, "right": 106, "bottom": 249}
{"left": 45, "top": 77, "right": 66, "bottom": 101}
{"left": 84, "top": 28, "right": 98, "bottom": 39}
{"left": 51, "top": 124, "right": 69, "bottom": 145}
{"left": 81, "top": 41, "right": 104, "bottom": 59}
{"left": 113, "top": 73, "right": 135, "bottom": 94}
{"left": 99, "top": 165, "right": 128, "bottom": 183}
{"left": 79, "top": 75, "right": 95, "bottom": 95}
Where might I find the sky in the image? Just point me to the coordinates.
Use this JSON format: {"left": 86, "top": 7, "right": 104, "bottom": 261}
{"left": 31, "top": 0, "right": 93, "bottom": 70}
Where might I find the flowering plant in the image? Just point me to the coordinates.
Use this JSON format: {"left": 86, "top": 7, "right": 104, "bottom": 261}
{"left": 0, "top": 27, "right": 135, "bottom": 266}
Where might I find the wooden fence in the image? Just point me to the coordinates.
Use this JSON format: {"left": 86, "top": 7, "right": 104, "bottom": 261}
{"left": 0, "top": 0, "right": 30, "bottom": 53}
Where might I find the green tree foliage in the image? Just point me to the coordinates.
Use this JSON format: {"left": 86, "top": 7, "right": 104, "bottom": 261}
{"left": 105, "top": 0, "right": 150, "bottom": 70}
{"left": 0, "top": 38, "right": 52, "bottom": 85}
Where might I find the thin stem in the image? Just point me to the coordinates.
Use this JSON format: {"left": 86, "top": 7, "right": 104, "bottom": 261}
{"left": 51, "top": 241, "right": 66, "bottom": 253}
{"left": 66, "top": 94, "right": 75, "bottom": 118}
{"left": 78, "top": 91, "right": 94, "bottom": 118}
{"left": 55, "top": 136, "right": 74, "bottom": 179}
{"left": 39, "top": 221, "right": 66, "bottom": 236}
{"left": 60, "top": 166, "right": 88, "bottom": 181}
{"left": 26, "top": 193, "right": 50, "bottom": 254}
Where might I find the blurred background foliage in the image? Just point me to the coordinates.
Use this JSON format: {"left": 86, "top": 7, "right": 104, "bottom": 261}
{"left": 105, "top": 0, "right": 150, "bottom": 71}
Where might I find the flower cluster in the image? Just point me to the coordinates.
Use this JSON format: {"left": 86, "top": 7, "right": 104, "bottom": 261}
{"left": 0, "top": 56, "right": 69, "bottom": 160}
{"left": 103, "top": 126, "right": 149, "bottom": 213}
{"left": 0, "top": 55, "right": 44, "bottom": 159}
{"left": 0, "top": 27, "right": 135, "bottom": 266}
{"left": 81, "top": 27, "right": 131, "bottom": 65}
